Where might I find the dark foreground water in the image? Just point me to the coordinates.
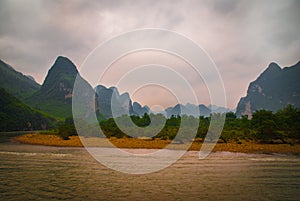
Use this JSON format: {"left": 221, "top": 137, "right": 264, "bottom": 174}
{"left": 0, "top": 133, "right": 300, "bottom": 201}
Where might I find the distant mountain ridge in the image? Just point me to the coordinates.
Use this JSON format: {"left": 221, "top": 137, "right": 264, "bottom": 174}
{"left": 0, "top": 56, "right": 234, "bottom": 120}
{"left": 208, "top": 105, "right": 234, "bottom": 113}
{"left": 165, "top": 103, "right": 212, "bottom": 118}
{"left": 3, "top": 56, "right": 299, "bottom": 121}
{"left": 132, "top": 102, "right": 150, "bottom": 116}
{"left": 95, "top": 85, "right": 151, "bottom": 118}
{"left": 95, "top": 85, "right": 133, "bottom": 118}
{"left": 236, "top": 61, "right": 300, "bottom": 117}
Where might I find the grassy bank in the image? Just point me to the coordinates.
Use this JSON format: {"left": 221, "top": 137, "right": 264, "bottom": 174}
{"left": 13, "top": 133, "right": 300, "bottom": 154}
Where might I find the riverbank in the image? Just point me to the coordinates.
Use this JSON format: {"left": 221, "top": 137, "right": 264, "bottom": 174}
{"left": 13, "top": 133, "right": 300, "bottom": 154}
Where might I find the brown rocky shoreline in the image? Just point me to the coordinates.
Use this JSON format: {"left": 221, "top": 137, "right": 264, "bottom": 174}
{"left": 14, "top": 133, "right": 300, "bottom": 154}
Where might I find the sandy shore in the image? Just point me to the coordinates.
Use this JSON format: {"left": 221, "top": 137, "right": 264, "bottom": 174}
{"left": 13, "top": 133, "right": 300, "bottom": 154}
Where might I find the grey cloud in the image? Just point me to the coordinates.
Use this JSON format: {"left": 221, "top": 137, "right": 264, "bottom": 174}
{"left": 210, "top": 0, "right": 241, "bottom": 14}
{"left": 0, "top": 0, "right": 299, "bottom": 108}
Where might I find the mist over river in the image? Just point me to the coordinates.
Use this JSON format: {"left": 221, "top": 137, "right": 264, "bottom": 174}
{"left": 0, "top": 133, "right": 299, "bottom": 201}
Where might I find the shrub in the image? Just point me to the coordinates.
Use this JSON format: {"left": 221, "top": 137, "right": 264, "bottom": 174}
{"left": 58, "top": 117, "right": 77, "bottom": 140}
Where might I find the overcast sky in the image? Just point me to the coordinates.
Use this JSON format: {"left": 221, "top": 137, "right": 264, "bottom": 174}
{"left": 0, "top": 0, "right": 299, "bottom": 109}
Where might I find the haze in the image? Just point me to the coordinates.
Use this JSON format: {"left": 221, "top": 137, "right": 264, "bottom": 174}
{"left": 0, "top": 0, "right": 299, "bottom": 109}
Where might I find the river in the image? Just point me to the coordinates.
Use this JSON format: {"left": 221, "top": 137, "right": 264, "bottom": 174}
{"left": 0, "top": 133, "right": 299, "bottom": 200}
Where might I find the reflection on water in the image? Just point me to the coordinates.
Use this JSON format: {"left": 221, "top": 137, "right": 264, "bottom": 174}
{"left": 0, "top": 133, "right": 300, "bottom": 200}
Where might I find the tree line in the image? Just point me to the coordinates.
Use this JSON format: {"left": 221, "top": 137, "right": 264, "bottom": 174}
{"left": 57, "top": 105, "right": 300, "bottom": 143}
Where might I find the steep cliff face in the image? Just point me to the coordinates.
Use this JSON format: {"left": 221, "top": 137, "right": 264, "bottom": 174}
{"left": 236, "top": 61, "right": 300, "bottom": 117}
{"left": 22, "top": 56, "right": 151, "bottom": 119}
{"left": 95, "top": 85, "right": 137, "bottom": 118}
{"left": 26, "top": 56, "right": 79, "bottom": 118}
{"left": 40, "top": 56, "right": 78, "bottom": 103}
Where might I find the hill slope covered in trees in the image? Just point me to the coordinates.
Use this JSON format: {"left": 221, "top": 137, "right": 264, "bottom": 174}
{"left": 0, "top": 59, "right": 40, "bottom": 101}
{"left": 0, "top": 87, "right": 55, "bottom": 131}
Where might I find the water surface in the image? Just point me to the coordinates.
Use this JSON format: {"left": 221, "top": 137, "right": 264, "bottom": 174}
{"left": 0, "top": 133, "right": 299, "bottom": 200}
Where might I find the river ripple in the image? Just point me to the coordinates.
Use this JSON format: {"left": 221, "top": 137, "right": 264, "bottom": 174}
{"left": 0, "top": 133, "right": 299, "bottom": 201}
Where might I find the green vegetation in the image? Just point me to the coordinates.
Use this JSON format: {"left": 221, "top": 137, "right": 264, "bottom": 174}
{"left": 2, "top": 81, "right": 299, "bottom": 145}
{"left": 57, "top": 117, "right": 77, "bottom": 140}
{"left": 97, "top": 105, "right": 300, "bottom": 144}
{"left": 24, "top": 56, "right": 78, "bottom": 118}
{"left": 0, "top": 87, "right": 56, "bottom": 131}
{"left": 25, "top": 98, "right": 72, "bottom": 119}
{"left": 0, "top": 59, "right": 40, "bottom": 101}
{"left": 0, "top": 57, "right": 78, "bottom": 119}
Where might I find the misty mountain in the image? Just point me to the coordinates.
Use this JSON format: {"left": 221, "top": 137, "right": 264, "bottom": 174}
{"left": 0, "top": 59, "right": 40, "bottom": 100}
{"left": 7, "top": 55, "right": 151, "bottom": 119}
{"left": 236, "top": 61, "right": 300, "bottom": 117}
{"left": 132, "top": 102, "right": 150, "bottom": 116}
{"left": 165, "top": 103, "right": 211, "bottom": 118}
{"left": 0, "top": 56, "right": 234, "bottom": 121}
{"left": 208, "top": 104, "right": 234, "bottom": 113}
{"left": 95, "top": 85, "right": 135, "bottom": 118}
